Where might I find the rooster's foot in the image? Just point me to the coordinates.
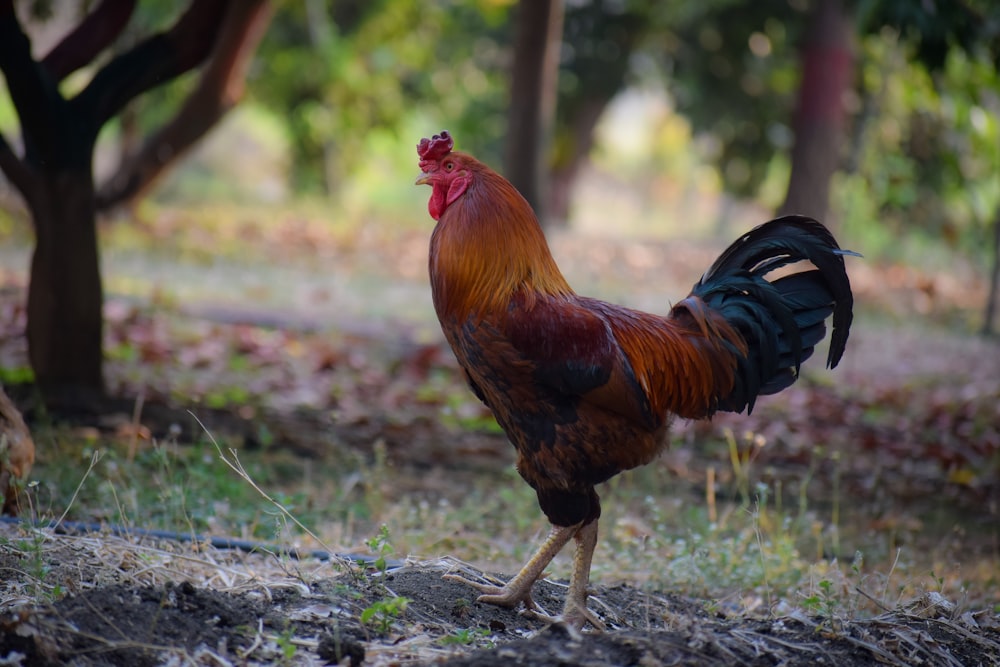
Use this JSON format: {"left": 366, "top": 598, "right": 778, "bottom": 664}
{"left": 443, "top": 573, "right": 541, "bottom": 612}
{"left": 524, "top": 597, "right": 606, "bottom": 633}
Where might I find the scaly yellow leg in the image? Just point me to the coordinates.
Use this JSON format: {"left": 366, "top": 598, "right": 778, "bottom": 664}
{"left": 445, "top": 520, "right": 606, "bottom": 632}
{"left": 444, "top": 523, "right": 579, "bottom": 612}
{"left": 560, "top": 519, "right": 605, "bottom": 631}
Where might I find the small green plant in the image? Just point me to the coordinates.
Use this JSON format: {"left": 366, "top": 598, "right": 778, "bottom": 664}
{"left": 273, "top": 626, "right": 298, "bottom": 664}
{"left": 366, "top": 524, "right": 394, "bottom": 578}
{"left": 438, "top": 627, "right": 491, "bottom": 646}
{"left": 18, "top": 532, "right": 51, "bottom": 592}
{"left": 802, "top": 579, "right": 839, "bottom": 618}
{"left": 3, "top": 527, "right": 63, "bottom": 603}
{"left": 358, "top": 525, "right": 411, "bottom": 635}
{"left": 800, "top": 551, "right": 872, "bottom": 622}
{"left": 360, "top": 595, "right": 410, "bottom": 636}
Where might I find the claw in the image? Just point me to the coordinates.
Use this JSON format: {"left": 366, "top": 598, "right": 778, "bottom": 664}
{"left": 442, "top": 573, "right": 533, "bottom": 609}
{"left": 522, "top": 603, "right": 605, "bottom": 634}
{"left": 560, "top": 599, "right": 606, "bottom": 632}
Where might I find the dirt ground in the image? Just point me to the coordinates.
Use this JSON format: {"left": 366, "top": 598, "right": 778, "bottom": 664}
{"left": 1, "top": 525, "right": 998, "bottom": 666}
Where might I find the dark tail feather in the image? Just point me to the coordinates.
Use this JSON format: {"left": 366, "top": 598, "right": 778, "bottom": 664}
{"left": 692, "top": 215, "right": 856, "bottom": 413}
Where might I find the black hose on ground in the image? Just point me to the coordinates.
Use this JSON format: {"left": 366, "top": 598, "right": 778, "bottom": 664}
{"left": 0, "top": 515, "right": 404, "bottom": 569}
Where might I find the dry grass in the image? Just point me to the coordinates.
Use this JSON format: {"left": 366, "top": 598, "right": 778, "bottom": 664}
{"left": 0, "top": 521, "right": 324, "bottom": 604}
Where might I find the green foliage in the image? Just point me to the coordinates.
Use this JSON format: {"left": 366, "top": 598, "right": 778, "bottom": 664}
{"left": 360, "top": 594, "right": 410, "bottom": 635}
{"left": 252, "top": 0, "right": 513, "bottom": 194}
{"left": 663, "top": 1, "right": 806, "bottom": 198}
{"left": 858, "top": 0, "right": 1000, "bottom": 71}
{"left": 838, "top": 31, "right": 1000, "bottom": 263}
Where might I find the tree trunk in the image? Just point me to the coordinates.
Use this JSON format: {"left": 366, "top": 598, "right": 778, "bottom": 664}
{"left": 778, "top": 0, "right": 854, "bottom": 224}
{"left": 548, "top": 98, "right": 606, "bottom": 223}
{"left": 504, "top": 0, "right": 564, "bottom": 225}
{"left": 26, "top": 171, "right": 105, "bottom": 409}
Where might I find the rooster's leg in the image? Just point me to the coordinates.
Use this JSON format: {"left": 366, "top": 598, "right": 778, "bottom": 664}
{"left": 558, "top": 519, "right": 605, "bottom": 631}
{"left": 444, "top": 523, "right": 578, "bottom": 611}
{"left": 519, "top": 519, "right": 605, "bottom": 631}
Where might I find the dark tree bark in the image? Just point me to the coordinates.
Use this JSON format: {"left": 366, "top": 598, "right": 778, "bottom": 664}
{"left": 25, "top": 172, "right": 104, "bottom": 410}
{"left": 778, "top": 0, "right": 854, "bottom": 224}
{"left": 504, "top": 0, "right": 564, "bottom": 224}
{"left": 0, "top": 0, "right": 271, "bottom": 412}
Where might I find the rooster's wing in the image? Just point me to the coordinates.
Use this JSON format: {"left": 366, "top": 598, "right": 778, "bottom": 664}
{"left": 498, "top": 292, "right": 661, "bottom": 432}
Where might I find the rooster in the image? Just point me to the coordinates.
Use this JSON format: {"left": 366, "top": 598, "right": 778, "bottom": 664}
{"left": 416, "top": 130, "right": 855, "bottom": 631}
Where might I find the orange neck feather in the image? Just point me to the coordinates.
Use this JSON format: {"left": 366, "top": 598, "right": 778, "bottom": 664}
{"left": 429, "top": 164, "right": 573, "bottom": 320}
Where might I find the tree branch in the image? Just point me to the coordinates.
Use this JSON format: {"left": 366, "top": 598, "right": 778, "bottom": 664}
{"left": 73, "top": 0, "right": 229, "bottom": 130}
{"left": 41, "top": 0, "right": 136, "bottom": 82}
{"left": 97, "top": 0, "right": 272, "bottom": 210}
{"left": 0, "top": 0, "right": 65, "bottom": 167}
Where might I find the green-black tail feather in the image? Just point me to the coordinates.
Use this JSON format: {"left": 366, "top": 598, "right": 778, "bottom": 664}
{"left": 691, "top": 215, "right": 856, "bottom": 414}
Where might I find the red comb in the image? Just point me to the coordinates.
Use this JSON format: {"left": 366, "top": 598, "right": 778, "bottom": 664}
{"left": 417, "top": 131, "right": 453, "bottom": 162}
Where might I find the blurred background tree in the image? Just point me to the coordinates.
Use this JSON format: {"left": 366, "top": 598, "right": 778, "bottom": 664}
{"left": 0, "top": 0, "right": 271, "bottom": 410}
{"left": 504, "top": 0, "right": 563, "bottom": 221}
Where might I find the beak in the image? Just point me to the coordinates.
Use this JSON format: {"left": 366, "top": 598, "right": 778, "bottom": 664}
{"left": 415, "top": 172, "right": 432, "bottom": 186}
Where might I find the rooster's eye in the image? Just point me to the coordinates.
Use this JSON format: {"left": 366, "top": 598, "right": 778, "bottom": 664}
{"left": 444, "top": 162, "right": 454, "bottom": 171}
